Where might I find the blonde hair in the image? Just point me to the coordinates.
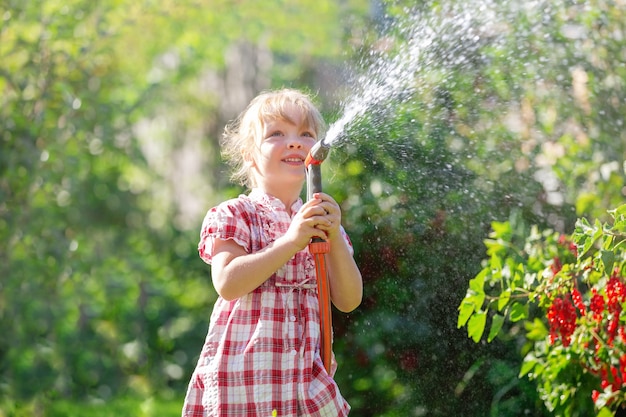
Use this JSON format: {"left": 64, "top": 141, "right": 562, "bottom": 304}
{"left": 221, "top": 88, "right": 326, "bottom": 189}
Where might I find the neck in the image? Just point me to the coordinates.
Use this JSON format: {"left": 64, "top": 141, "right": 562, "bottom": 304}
{"left": 256, "top": 183, "right": 303, "bottom": 212}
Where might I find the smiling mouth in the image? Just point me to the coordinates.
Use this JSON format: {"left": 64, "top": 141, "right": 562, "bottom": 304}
{"left": 283, "top": 157, "right": 304, "bottom": 164}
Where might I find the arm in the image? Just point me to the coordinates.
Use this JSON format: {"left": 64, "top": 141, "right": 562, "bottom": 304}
{"left": 327, "top": 232, "right": 363, "bottom": 312}
{"left": 211, "top": 237, "right": 300, "bottom": 301}
{"left": 211, "top": 198, "right": 333, "bottom": 301}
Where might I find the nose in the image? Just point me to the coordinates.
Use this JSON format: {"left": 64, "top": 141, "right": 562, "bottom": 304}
{"left": 287, "top": 137, "right": 304, "bottom": 149}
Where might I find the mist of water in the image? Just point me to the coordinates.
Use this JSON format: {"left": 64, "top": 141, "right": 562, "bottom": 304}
{"left": 322, "top": 0, "right": 534, "bottom": 147}
{"left": 317, "top": 0, "right": 602, "bottom": 236}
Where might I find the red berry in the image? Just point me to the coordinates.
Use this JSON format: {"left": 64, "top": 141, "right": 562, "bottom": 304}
{"left": 571, "top": 288, "right": 585, "bottom": 314}
{"left": 592, "top": 389, "right": 600, "bottom": 403}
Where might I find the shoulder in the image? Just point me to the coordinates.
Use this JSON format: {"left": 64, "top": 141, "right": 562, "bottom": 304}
{"left": 208, "top": 195, "right": 256, "bottom": 216}
{"left": 200, "top": 195, "right": 262, "bottom": 231}
{"left": 198, "top": 195, "right": 257, "bottom": 259}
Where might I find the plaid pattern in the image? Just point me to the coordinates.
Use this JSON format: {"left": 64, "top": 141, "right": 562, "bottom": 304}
{"left": 183, "top": 189, "right": 351, "bottom": 417}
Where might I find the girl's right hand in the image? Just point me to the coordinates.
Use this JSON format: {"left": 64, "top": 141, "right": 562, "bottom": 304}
{"left": 283, "top": 197, "right": 332, "bottom": 251}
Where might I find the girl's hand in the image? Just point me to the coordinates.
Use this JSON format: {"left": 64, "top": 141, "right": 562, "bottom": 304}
{"left": 283, "top": 193, "right": 341, "bottom": 250}
{"left": 310, "top": 192, "right": 363, "bottom": 313}
{"left": 308, "top": 192, "right": 342, "bottom": 242}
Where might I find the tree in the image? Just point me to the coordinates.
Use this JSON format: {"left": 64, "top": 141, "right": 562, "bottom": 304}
{"left": 0, "top": 0, "right": 371, "bottom": 413}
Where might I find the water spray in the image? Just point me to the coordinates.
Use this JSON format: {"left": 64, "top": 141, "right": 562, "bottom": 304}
{"left": 305, "top": 139, "right": 333, "bottom": 374}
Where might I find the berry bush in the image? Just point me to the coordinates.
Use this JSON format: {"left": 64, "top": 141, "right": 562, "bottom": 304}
{"left": 458, "top": 204, "right": 626, "bottom": 417}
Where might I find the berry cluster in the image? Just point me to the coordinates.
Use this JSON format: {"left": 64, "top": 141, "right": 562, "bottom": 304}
{"left": 572, "top": 288, "right": 585, "bottom": 313}
{"left": 544, "top": 237, "right": 582, "bottom": 347}
{"left": 590, "top": 288, "right": 605, "bottom": 322}
{"left": 547, "top": 266, "right": 626, "bottom": 407}
{"left": 587, "top": 272, "right": 626, "bottom": 406}
{"left": 598, "top": 274, "right": 626, "bottom": 345}
{"left": 607, "top": 274, "right": 626, "bottom": 313}
{"left": 461, "top": 211, "right": 626, "bottom": 414}
{"left": 590, "top": 351, "right": 626, "bottom": 407}
{"left": 547, "top": 295, "right": 577, "bottom": 347}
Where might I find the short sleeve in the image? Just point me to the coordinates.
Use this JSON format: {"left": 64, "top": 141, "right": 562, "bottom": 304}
{"left": 197, "top": 200, "right": 252, "bottom": 264}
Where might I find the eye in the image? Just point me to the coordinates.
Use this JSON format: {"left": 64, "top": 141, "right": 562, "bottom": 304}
{"left": 301, "top": 131, "right": 316, "bottom": 139}
{"left": 267, "top": 130, "right": 284, "bottom": 138}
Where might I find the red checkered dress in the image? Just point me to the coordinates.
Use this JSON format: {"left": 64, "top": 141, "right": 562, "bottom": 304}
{"left": 182, "top": 189, "right": 351, "bottom": 417}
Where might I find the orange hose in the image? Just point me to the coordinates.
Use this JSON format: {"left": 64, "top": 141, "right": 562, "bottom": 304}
{"left": 310, "top": 241, "right": 332, "bottom": 374}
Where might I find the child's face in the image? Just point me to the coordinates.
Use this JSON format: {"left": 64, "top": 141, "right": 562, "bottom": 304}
{"left": 251, "top": 105, "right": 318, "bottom": 190}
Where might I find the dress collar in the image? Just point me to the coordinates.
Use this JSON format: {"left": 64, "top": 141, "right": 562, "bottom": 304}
{"left": 248, "top": 188, "right": 303, "bottom": 214}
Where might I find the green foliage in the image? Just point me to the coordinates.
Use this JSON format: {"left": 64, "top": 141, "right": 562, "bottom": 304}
{"left": 459, "top": 205, "right": 626, "bottom": 416}
{"left": 0, "top": 0, "right": 370, "bottom": 414}
{"left": 329, "top": 0, "right": 625, "bottom": 414}
{"left": 37, "top": 396, "right": 180, "bottom": 417}
{"left": 2, "top": 0, "right": 626, "bottom": 416}
{"left": 323, "top": 74, "right": 548, "bottom": 413}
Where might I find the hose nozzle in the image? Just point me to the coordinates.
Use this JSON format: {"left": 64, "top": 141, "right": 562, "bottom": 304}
{"left": 305, "top": 140, "right": 330, "bottom": 201}
{"left": 305, "top": 140, "right": 331, "bottom": 167}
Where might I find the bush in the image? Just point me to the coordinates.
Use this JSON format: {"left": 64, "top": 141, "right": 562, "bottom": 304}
{"left": 459, "top": 204, "right": 626, "bottom": 416}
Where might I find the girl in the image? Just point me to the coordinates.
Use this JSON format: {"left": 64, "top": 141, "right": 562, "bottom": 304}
{"left": 182, "top": 89, "right": 363, "bottom": 417}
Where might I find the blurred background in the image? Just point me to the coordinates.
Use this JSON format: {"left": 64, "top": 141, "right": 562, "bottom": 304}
{"left": 1, "top": 0, "right": 625, "bottom": 416}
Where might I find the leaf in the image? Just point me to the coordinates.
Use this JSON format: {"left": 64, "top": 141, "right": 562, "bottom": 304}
{"left": 608, "top": 204, "right": 626, "bottom": 233}
{"left": 519, "top": 353, "right": 537, "bottom": 377}
{"left": 509, "top": 302, "right": 528, "bottom": 322}
{"left": 497, "top": 288, "right": 511, "bottom": 311}
{"left": 573, "top": 217, "right": 602, "bottom": 259}
{"left": 457, "top": 298, "right": 475, "bottom": 328}
{"left": 609, "top": 203, "right": 626, "bottom": 223}
{"left": 473, "top": 291, "right": 486, "bottom": 312}
{"left": 458, "top": 272, "right": 488, "bottom": 328}
{"left": 484, "top": 238, "right": 505, "bottom": 256}
{"left": 488, "top": 314, "right": 504, "bottom": 342}
{"left": 596, "top": 407, "right": 614, "bottom": 417}
{"left": 469, "top": 269, "right": 487, "bottom": 293}
{"left": 513, "top": 262, "right": 526, "bottom": 288}
{"left": 467, "top": 310, "right": 487, "bottom": 343}
{"left": 524, "top": 318, "right": 548, "bottom": 341}
{"left": 490, "top": 220, "right": 511, "bottom": 239}
{"left": 489, "top": 252, "right": 502, "bottom": 280}
{"left": 573, "top": 218, "right": 603, "bottom": 259}
{"left": 601, "top": 249, "right": 615, "bottom": 274}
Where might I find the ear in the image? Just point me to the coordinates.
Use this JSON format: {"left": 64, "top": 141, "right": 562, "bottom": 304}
{"left": 241, "top": 148, "right": 255, "bottom": 167}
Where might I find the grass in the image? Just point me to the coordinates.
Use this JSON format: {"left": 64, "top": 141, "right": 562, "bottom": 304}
{"left": 2, "top": 396, "right": 182, "bottom": 417}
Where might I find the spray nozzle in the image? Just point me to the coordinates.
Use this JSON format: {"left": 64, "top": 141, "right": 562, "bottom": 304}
{"left": 305, "top": 140, "right": 330, "bottom": 201}
{"left": 305, "top": 140, "right": 331, "bottom": 167}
